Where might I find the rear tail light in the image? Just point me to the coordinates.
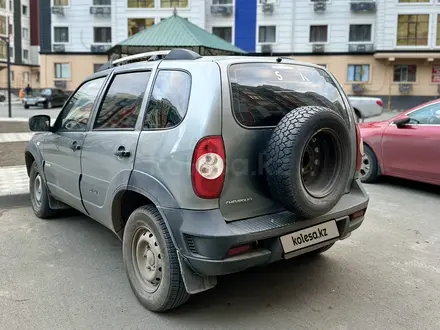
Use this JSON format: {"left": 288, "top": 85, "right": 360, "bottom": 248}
{"left": 376, "top": 99, "right": 383, "bottom": 108}
{"left": 355, "top": 124, "right": 363, "bottom": 172}
{"left": 191, "top": 136, "right": 226, "bottom": 199}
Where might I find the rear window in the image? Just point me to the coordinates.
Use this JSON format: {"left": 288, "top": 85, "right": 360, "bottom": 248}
{"left": 229, "top": 63, "right": 348, "bottom": 127}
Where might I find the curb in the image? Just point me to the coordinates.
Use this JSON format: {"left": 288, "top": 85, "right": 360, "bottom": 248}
{"left": 0, "top": 117, "right": 29, "bottom": 122}
{"left": 0, "top": 193, "right": 30, "bottom": 208}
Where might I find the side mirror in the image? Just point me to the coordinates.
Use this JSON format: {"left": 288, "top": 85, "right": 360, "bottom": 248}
{"left": 29, "top": 115, "right": 51, "bottom": 132}
{"left": 394, "top": 116, "right": 411, "bottom": 128}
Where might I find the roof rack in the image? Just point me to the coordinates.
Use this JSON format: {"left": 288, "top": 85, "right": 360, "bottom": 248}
{"left": 111, "top": 48, "right": 202, "bottom": 67}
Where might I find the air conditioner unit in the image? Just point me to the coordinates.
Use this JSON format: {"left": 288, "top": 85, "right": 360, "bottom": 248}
{"left": 399, "top": 83, "right": 412, "bottom": 94}
{"left": 314, "top": 1, "right": 327, "bottom": 12}
{"left": 352, "top": 84, "right": 365, "bottom": 93}
{"left": 54, "top": 80, "right": 67, "bottom": 89}
{"left": 348, "top": 43, "right": 374, "bottom": 53}
{"left": 262, "top": 3, "right": 274, "bottom": 14}
{"left": 90, "top": 6, "right": 111, "bottom": 15}
{"left": 90, "top": 44, "right": 111, "bottom": 53}
{"left": 210, "top": 5, "right": 233, "bottom": 16}
{"left": 261, "top": 44, "right": 272, "bottom": 53}
{"left": 51, "top": 6, "right": 64, "bottom": 15}
{"left": 350, "top": 1, "right": 376, "bottom": 13}
{"left": 312, "top": 44, "right": 325, "bottom": 53}
{"left": 53, "top": 44, "right": 65, "bottom": 52}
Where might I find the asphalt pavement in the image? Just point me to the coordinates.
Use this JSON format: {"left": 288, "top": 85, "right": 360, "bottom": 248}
{"left": 0, "top": 179, "right": 439, "bottom": 329}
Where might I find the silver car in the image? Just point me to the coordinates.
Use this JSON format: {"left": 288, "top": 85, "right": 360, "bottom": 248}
{"left": 25, "top": 49, "right": 369, "bottom": 312}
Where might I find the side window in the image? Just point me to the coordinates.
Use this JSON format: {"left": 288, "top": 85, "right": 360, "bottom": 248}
{"left": 408, "top": 103, "right": 440, "bottom": 125}
{"left": 56, "top": 77, "right": 105, "bottom": 131}
{"left": 144, "top": 70, "right": 191, "bottom": 129}
{"left": 93, "top": 71, "right": 151, "bottom": 130}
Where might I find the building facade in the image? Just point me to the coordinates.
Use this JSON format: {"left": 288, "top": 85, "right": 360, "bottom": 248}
{"left": 0, "top": 0, "right": 40, "bottom": 91}
{"left": 40, "top": 0, "right": 440, "bottom": 108}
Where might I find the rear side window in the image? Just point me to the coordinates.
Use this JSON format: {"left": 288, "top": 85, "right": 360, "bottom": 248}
{"left": 144, "top": 70, "right": 191, "bottom": 130}
{"left": 229, "top": 63, "right": 348, "bottom": 127}
{"left": 94, "top": 71, "right": 151, "bottom": 129}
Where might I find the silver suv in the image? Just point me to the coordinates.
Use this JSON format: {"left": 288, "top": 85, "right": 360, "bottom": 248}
{"left": 25, "top": 49, "right": 369, "bottom": 312}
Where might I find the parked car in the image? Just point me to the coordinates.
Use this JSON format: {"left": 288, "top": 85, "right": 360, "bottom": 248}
{"left": 359, "top": 98, "right": 440, "bottom": 185}
{"left": 348, "top": 96, "right": 384, "bottom": 122}
{"left": 23, "top": 88, "right": 68, "bottom": 109}
{"left": 25, "top": 49, "right": 369, "bottom": 312}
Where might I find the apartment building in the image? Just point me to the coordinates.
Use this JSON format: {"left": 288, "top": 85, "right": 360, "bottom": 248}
{"left": 0, "top": 0, "right": 40, "bottom": 91}
{"left": 40, "top": 0, "right": 440, "bottom": 107}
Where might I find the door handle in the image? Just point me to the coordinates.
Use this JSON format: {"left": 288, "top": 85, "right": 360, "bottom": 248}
{"left": 114, "top": 146, "right": 131, "bottom": 158}
{"left": 70, "top": 141, "right": 81, "bottom": 151}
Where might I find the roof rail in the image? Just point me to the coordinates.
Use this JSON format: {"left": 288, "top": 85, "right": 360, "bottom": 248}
{"left": 112, "top": 50, "right": 171, "bottom": 66}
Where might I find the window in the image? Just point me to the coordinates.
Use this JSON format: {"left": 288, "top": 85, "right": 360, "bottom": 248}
{"left": 394, "top": 64, "right": 417, "bottom": 82}
{"left": 9, "top": 47, "right": 12, "bottom": 57}
{"left": 397, "top": 14, "right": 429, "bottom": 46}
{"left": 36, "top": 72, "right": 40, "bottom": 82}
{"left": 56, "top": 78, "right": 105, "bottom": 131}
{"left": 55, "top": 63, "right": 70, "bottom": 79}
{"left": 0, "top": 0, "right": 5, "bottom": 9}
{"left": 347, "top": 64, "right": 370, "bottom": 82}
{"left": 54, "top": 0, "right": 69, "bottom": 5}
{"left": 22, "top": 5, "right": 27, "bottom": 15}
{"left": 349, "top": 24, "right": 372, "bottom": 42}
{"left": 229, "top": 63, "right": 348, "bottom": 127}
{"left": 22, "top": 28, "right": 29, "bottom": 40}
{"left": 93, "top": 63, "right": 104, "bottom": 72}
{"left": 128, "top": 18, "right": 154, "bottom": 36}
{"left": 212, "top": 27, "right": 232, "bottom": 43}
{"left": 398, "top": 0, "right": 429, "bottom": 2}
{"left": 94, "top": 27, "right": 111, "bottom": 43}
{"left": 94, "top": 71, "right": 151, "bottom": 130}
{"left": 0, "top": 40, "right": 6, "bottom": 59}
{"left": 23, "top": 72, "right": 29, "bottom": 82}
{"left": 407, "top": 103, "right": 440, "bottom": 125}
{"left": 144, "top": 70, "right": 191, "bottom": 129}
{"left": 258, "top": 26, "right": 276, "bottom": 43}
{"left": 213, "top": 0, "right": 232, "bottom": 4}
{"left": 310, "top": 25, "right": 328, "bottom": 43}
{"left": 93, "top": 0, "right": 111, "bottom": 4}
{"left": 127, "top": 0, "right": 154, "bottom": 8}
{"left": 23, "top": 49, "right": 29, "bottom": 60}
{"left": 0, "top": 16, "right": 7, "bottom": 35}
{"left": 437, "top": 15, "right": 440, "bottom": 46}
{"left": 160, "top": 0, "right": 188, "bottom": 8}
{"left": 54, "top": 27, "right": 69, "bottom": 43}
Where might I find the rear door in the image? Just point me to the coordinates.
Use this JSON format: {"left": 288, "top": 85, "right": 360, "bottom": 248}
{"left": 219, "top": 61, "right": 354, "bottom": 222}
{"left": 79, "top": 69, "right": 153, "bottom": 227}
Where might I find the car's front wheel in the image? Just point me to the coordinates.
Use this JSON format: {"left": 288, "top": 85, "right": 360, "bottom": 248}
{"left": 360, "top": 144, "right": 380, "bottom": 183}
{"left": 122, "top": 205, "right": 189, "bottom": 312}
{"left": 44, "top": 101, "right": 52, "bottom": 109}
{"left": 24, "top": 104, "right": 29, "bottom": 109}
{"left": 29, "top": 162, "right": 54, "bottom": 218}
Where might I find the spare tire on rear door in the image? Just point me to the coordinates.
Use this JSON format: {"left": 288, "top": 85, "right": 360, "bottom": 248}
{"left": 265, "top": 106, "right": 353, "bottom": 219}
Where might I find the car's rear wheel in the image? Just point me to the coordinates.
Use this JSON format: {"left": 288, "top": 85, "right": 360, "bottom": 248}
{"left": 122, "top": 205, "right": 189, "bottom": 312}
{"left": 360, "top": 144, "right": 380, "bottom": 183}
{"left": 265, "top": 106, "right": 352, "bottom": 219}
{"left": 29, "top": 162, "right": 54, "bottom": 218}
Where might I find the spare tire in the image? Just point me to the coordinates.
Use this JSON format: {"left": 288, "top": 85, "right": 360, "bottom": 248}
{"left": 265, "top": 106, "right": 353, "bottom": 219}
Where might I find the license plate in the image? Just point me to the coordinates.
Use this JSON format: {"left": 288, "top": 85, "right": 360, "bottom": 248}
{"left": 280, "top": 220, "right": 339, "bottom": 254}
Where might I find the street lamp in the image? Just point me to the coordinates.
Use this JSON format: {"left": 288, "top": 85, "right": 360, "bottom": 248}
{"left": 0, "top": 35, "right": 11, "bottom": 118}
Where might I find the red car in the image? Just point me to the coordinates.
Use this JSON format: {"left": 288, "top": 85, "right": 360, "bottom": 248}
{"left": 359, "top": 98, "right": 440, "bottom": 185}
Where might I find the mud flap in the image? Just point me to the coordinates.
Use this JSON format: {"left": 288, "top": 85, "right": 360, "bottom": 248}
{"left": 177, "top": 250, "right": 217, "bottom": 294}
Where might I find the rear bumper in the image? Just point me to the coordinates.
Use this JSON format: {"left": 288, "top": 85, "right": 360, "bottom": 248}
{"left": 160, "top": 179, "right": 369, "bottom": 277}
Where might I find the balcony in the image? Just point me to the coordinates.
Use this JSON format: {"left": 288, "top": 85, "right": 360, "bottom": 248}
{"left": 314, "top": 1, "right": 327, "bottom": 13}
{"left": 350, "top": 1, "right": 376, "bottom": 13}
{"left": 51, "top": 6, "right": 65, "bottom": 15}
{"left": 348, "top": 43, "right": 375, "bottom": 53}
{"left": 90, "top": 6, "right": 111, "bottom": 15}
{"left": 210, "top": 5, "right": 233, "bottom": 16}
{"left": 90, "top": 44, "right": 111, "bottom": 53}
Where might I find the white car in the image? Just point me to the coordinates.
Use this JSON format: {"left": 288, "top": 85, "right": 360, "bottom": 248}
{"left": 348, "top": 96, "right": 384, "bottom": 122}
